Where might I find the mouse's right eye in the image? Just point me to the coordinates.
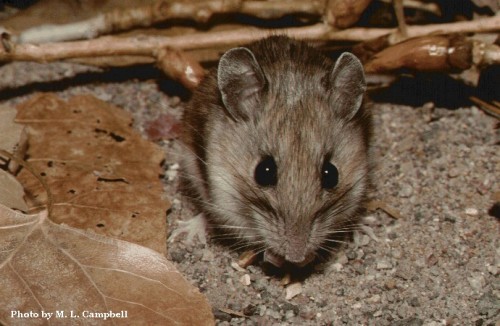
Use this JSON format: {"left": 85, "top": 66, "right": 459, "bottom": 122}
{"left": 254, "top": 156, "right": 277, "bottom": 187}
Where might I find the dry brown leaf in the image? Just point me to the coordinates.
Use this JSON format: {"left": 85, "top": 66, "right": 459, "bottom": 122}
{"left": 0, "top": 105, "right": 28, "bottom": 211}
{"left": 0, "top": 105, "right": 25, "bottom": 162}
{"left": 0, "top": 170, "right": 28, "bottom": 212}
{"left": 0, "top": 203, "right": 214, "bottom": 325}
{"left": 15, "top": 94, "right": 168, "bottom": 254}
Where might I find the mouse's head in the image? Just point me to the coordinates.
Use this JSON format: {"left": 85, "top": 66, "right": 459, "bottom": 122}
{"left": 206, "top": 37, "right": 371, "bottom": 267}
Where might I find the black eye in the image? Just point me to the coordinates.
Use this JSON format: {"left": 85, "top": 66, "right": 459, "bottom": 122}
{"left": 254, "top": 156, "right": 277, "bottom": 187}
{"left": 321, "top": 161, "right": 339, "bottom": 189}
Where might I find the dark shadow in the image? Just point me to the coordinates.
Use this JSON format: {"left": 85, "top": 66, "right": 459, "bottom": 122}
{"left": 0, "top": 64, "right": 190, "bottom": 102}
{"left": 0, "top": 0, "right": 39, "bottom": 10}
{"left": 369, "top": 70, "right": 499, "bottom": 109}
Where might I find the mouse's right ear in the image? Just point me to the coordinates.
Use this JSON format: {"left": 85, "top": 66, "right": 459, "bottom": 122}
{"left": 218, "top": 47, "right": 266, "bottom": 121}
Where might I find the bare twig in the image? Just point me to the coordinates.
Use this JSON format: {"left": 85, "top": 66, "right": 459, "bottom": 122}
{"left": 393, "top": 0, "right": 408, "bottom": 38}
{"left": 379, "top": 0, "right": 441, "bottom": 16}
{"left": 15, "top": 0, "right": 324, "bottom": 44}
{"left": 365, "top": 200, "right": 402, "bottom": 219}
{"left": 470, "top": 96, "right": 500, "bottom": 120}
{"left": 1, "top": 15, "right": 499, "bottom": 64}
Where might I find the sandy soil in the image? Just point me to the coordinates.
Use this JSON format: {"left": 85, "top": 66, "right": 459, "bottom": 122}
{"left": 1, "top": 60, "right": 498, "bottom": 325}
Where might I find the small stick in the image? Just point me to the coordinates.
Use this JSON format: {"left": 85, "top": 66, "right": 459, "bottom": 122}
{"left": 15, "top": 0, "right": 325, "bottom": 44}
{"left": 469, "top": 96, "right": 500, "bottom": 120}
{"left": 1, "top": 15, "right": 499, "bottom": 64}
{"left": 393, "top": 0, "right": 408, "bottom": 38}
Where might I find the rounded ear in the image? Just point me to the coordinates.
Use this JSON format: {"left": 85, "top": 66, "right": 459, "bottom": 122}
{"left": 218, "top": 47, "right": 266, "bottom": 121}
{"left": 328, "top": 52, "right": 366, "bottom": 121}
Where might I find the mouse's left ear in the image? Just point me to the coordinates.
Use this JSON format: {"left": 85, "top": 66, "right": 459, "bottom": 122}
{"left": 328, "top": 53, "right": 366, "bottom": 121}
{"left": 218, "top": 47, "right": 266, "bottom": 121}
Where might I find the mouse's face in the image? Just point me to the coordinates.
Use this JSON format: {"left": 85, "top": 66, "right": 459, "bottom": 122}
{"left": 207, "top": 38, "right": 371, "bottom": 267}
{"left": 207, "top": 91, "right": 371, "bottom": 266}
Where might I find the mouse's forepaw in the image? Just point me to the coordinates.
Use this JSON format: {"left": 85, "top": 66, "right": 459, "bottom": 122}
{"left": 169, "top": 213, "right": 207, "bottom": 245}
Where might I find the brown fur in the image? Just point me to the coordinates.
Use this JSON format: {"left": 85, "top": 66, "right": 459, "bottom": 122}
{"left": 181, "top": 35, "right": 373, "bottom": 266}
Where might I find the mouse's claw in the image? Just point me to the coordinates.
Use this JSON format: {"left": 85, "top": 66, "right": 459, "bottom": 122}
{"left": 169, "top": 213, "right": 207, "bottom": 245}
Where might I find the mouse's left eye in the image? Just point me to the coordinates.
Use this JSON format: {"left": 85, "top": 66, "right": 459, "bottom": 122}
{"left": 321, "top": 161, "right": 339, "bottom": 189}
{"left": 254, "top": 155, "right": 277, "bottom": 187}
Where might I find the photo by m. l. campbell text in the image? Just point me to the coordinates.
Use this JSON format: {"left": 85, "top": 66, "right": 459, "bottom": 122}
{"left": 11, "top": 310, "right": 128, "bottom": 321}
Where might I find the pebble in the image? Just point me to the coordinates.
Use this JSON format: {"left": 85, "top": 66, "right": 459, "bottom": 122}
{"left": 368, "top": 294, "right": 381, "bottom": 303}
{"left": 395, "top": 268, "right": 412, "bottom": 280}
{"left": 359, "top": 235, "right": 371, "bottom": 246}
{"left": 352, "top": 302, "right": 362, "bottom": 309}
{"left": 201, "top": 249, "right": 214, "bottom": 262}
{"left": 385, "top": 279, "right": 397, "bottom": 290}
{"left": 467, "top": 273, "right": 486, "bottom": 292}
{"left": 285, "top": 282, "right": 303, "bottom": 300}
{"left": 377, "top": 260, "right": 393, "bottom": 270}
{"left": 299, "top": 307, "right": 316, "bottom": 320}
{"left": 285, "top": 310, "right": 295, "bottom": 320}
{"left": 265, "top": 309, "right": 281, "bottom": 320}
{"left": 330, "top": 263, "right": 343, "bottom": 272}
{"left": 253, "top": 278, "right": 268, "bottom": 291}
{"left": 258, "top": 305, "right": 267, "bottom": 316}
{"left": 400, "top": 184, "right": 414, "bottom": 198}
{"left": 240, "top": 274, "right": 251, "bottom": 286}
{"left": 391, "top": 249, "right": 403, "bottom": 259}
{"left": 336, "top": 252, "right": 349, "bottom": 265}
{"left": 448, "top": 167, "right": 460, "bottom": 178}
{"left": 487, "top": 265, "right": 498, "bottom": 275}
{"left": 465, "top": 207, "right": 479, "bottom": 216}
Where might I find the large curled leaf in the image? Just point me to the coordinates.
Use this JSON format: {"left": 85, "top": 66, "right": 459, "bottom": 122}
{"left": 0, "top": 203, "right": 214, "bottom": 325}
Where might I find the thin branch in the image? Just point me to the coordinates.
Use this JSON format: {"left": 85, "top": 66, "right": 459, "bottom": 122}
{"left": 378, "top": 0, "right": 441, "bottom": 16}
{"left": 470, "top": 96, "right": 500, "bottom": 120}
{"left": 1, "top": 15, "right": 498, "bottom": 63}
{"left": 393, "top": 0, "right": 408, "bottom": 37}
{"left": 15, "top": 0, "right": 325, "bottom": 44}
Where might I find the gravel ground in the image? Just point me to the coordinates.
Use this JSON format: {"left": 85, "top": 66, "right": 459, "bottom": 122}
{"left": 1, "top": 61, "right": 499, "bottom": 326}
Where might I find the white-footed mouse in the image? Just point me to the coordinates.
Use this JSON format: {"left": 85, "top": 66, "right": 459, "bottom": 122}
{"left": 179, "top": 35, "right": 372, "bottom": 267}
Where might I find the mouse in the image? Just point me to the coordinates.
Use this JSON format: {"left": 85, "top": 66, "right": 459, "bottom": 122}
{"left": 176, "top": 35, "right": 373, "bottom": 267}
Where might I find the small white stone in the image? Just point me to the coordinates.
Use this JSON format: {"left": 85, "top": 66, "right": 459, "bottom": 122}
{"left": 465, "top": 208, "right": 479, "bottom": 216}
{"left": 377, "top": 260, "right": 393, "bottom": 270}
{"left": 487, "top": 265, "right": 498, "bottom": 276}
{"left": 285, "top": 282, "right": 303, "bottom": 300}
{"left": 330, "top": 263, "right": 343, "bottom": 272}
{"left": 352, "top": 303, "right": 362, "bottom": 309}
{"left": 239, "top": 274, "right": 251, "bottom": 286}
